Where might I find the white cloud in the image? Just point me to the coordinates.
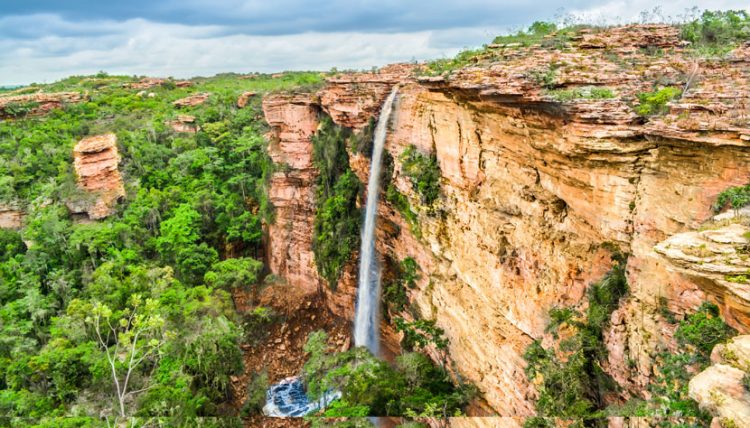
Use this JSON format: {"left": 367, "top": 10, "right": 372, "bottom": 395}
{"left": 1, "top": 1, "right": 749, "bottom": 85}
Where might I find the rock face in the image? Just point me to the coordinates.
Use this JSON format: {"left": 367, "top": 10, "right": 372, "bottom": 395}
{"left": 689, "top": 335, "right": 750, "bottom": 427}
{"left": 0, "top": 205, "right": 24, "bottom": 229}
{"left": 68, "top": 134, "right": 125, "bottom": 219}
{"left": 318, "top": 64, "right": 414, "bottom": 130}
{"left": 262, "top": 93, "right": 322, "bottom": 295}
{"left": 173, "top": 93, "right": 210, "bottom": 108}
{"left": 262, "top": 26, "right": 750, "bottom": 415}
{"left": 0, "top": 92, "right": 85, "bottom": 118}
{"left": 656, "top": 223, "right": 750, "bottom": 328}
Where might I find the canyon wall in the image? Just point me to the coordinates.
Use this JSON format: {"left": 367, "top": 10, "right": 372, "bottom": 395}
{"left": 262, "top": 27, "right": 750, "bottom": 415}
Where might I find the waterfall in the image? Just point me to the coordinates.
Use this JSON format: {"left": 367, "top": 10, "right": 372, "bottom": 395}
{"left": 353, "top": 87, "right": 398, "bottom": 355}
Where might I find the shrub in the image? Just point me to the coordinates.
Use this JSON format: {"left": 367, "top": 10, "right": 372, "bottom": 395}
{"left": 524, "top": 254, "right": 628, "bottom": 418}
{"left": 713, "top": 183, "right": 750, "bottom": 213}
{"left": 675, "top": 302, "right": 736, "bottom": 360}
{"left": 635, "top": 87, "right": 681, "bottom": 116}
{"left": 385, "top": 185, "right": 420, "bottom": 237}
{"left": 383, "top": 257, "right": 420, "bottom": 317}
{"left": 493, "top": 21, "right": 558, "bottom": 46}
{"left": 680, "top": 10, "right": 750, "bottom": 56}
{"left": 400, "top": 145, "right": 440, "bottom": 206}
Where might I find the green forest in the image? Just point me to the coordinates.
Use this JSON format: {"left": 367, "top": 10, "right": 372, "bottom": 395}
{"left": 0, "top": 72, "right": 322, "bottom": 425}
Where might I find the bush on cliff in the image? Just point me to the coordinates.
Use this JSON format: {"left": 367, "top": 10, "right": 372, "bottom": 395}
{"left": 400, "top": 145, "right": 441, "bottom": 206}
{"left": 524, "top": 253, "right": 628, "bottom": 419}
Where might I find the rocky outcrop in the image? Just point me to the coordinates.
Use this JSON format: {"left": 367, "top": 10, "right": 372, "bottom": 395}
{"left": 125, "top": 78, "right": 192, "bottom": 89}
{"left": 237, "top": 91, "right": 257, "bottom": 108}
{"left": 318, "top": 64, "right": 415, "bottom": 130}
{"left": 656, "top": 223, "right": 750, "bottom": 329}
{"left": 689, "top": 335, "right": 750, "bottom": 427}
{"left": 262, "top": 25, "right": 750, "bottom": 415}
{"left": 0, "top": 92, "right": 85, "bottom": 118}
{"left": 173, "top": 93, "right": 210, "bottom": 108}
{"left": 0, "top": 205, "right": 24, "bottom": 229}
{"left": 67, "top": 133, "right": 125, "bottom": 220}
{"left": 165, "top": 114, "right": 200, "bottom": 133}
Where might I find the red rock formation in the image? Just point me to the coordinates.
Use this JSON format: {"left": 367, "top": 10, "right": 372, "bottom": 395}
{"left": 318, "top": 64, "right": 415, "bottom": 130}
{"left": 173, "top": 93, "right": 210, "bottom": 107}
{"left": 165, "top": 114, "right": 200, "bottom": 133}
{"left": 67, "top": 133, "right": 125, "bottom": 219}
{"left": 125, "top": 78, "right": 165, "bottom": 89}
{"left": 262, "top": 25, "right": 750, "bottom": 416}
{"left": 0, "top": 92, "right": 85, "bottom": 118}
{"left": 237, "top": 91, "right": 257, "bottom": 108}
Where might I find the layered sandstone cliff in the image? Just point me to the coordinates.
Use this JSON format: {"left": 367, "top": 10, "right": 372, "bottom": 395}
{"left": 67, "top": 133, "right": 125, "bottom": 220}
{"left": 262, "top": 25, "right": 750, "bottom": 416}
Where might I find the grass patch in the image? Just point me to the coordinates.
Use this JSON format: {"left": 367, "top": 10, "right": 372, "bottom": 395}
{"left": 545, "top": 87, "right": 617, "bottom": 102}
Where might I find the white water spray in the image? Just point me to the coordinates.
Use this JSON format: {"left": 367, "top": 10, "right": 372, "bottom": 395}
{"left": 353, "top": 87, "right": 398, "bottom": 355}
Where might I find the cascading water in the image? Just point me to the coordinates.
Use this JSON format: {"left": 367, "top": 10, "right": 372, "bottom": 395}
{"left": 263, "top": 88, "right": 398, "bottom": 418}
{"left": 353, "top": 87, "right": 398, "bottom": 355}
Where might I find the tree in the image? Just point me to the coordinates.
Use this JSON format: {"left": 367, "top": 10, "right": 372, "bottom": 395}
{"left": 69, "top": 294, "right": 166, "bottom": 418}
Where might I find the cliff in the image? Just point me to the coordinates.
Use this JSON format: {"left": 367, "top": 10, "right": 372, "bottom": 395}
{"left": 262, "top": 25, "right": 750, "bottom": 416}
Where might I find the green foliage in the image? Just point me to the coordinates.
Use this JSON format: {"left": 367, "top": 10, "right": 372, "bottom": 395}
{"left": 385, "top": 184, "right": 420, "bottom": 237}
{"left": 312, "top": 116, "right": 362, "bottom": 288}
{"left": 530, "top": 67, "right": 558, "bottom": 90}
{"left": 240, "top": 370, "right": 268, "bottom": 416}
{"left": 675, "top": 302, "right": 736, "bottom": 361}
{"left": 680, "top": 10, "right": 750, "bottom": 57}
{"left": 713, "top": 183, "right": 750, "bottom": 213}
{"left": 383, "top": 257, "right": 420, "bottom": 317}
{"left": 636, "top": 87, "right": 682, "bottom": 117}
{"left": 393, "top": 317, "right": 448, "bottom": 355}
{"left": 0, "top": 229, "right": 26, "bottom": 262}
{"left": 424, "top": 48, "right": 489, "bottom": 76}
{"left": 546, "top": 87, "right": 616, "bottom": 102}
{"left": 0, "top": 72, "right": 320, "bottom": 419}
{"left": 524, "top": 255, "right": 628, "bottom": 418}
{"left": 204, "top": 257, "right": 263, "bottom": 291}
{"left": 400, "top": 145, "right": 440, "bottom": 206}
{"left": 493, "top": 21, "right": 559, "bottom": 46}
{"left": 302, "top": 331, "right": 474, "bottom": 417}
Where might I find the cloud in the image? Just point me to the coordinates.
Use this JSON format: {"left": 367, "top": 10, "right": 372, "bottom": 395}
{"left": 1, "top": 1, "right": 749, "bottom": 85}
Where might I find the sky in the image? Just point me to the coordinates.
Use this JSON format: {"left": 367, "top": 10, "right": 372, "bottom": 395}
{"left": 1, "top": 1, "right": 749, "bottom": 85}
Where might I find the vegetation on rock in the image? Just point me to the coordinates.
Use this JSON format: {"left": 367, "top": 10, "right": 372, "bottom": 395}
{"left": 400, "top": 145, "right": 441, "bottom": 206}
{"left": 524, "top": 253, "right": 628, "bottom": 420}
{"left": 311, "top": 116, "right": 362, "bottom": 289}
